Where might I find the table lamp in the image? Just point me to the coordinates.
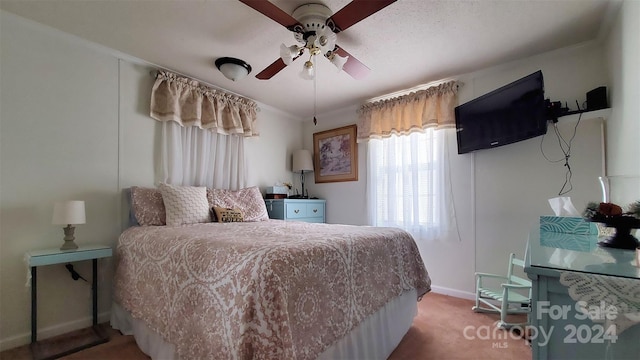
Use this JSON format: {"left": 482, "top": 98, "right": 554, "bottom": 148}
{"left": 292, "top": 149, "right": 314, "bottom": 198}
{"left": 52, "top": 200, "right": 86, "bottom": 251}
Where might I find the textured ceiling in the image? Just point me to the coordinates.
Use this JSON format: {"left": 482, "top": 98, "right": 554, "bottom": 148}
{"left": 0, "top": 0, "right": 617, "bottom": 119}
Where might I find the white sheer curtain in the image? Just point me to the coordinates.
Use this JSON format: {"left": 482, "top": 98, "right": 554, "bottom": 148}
{"left": 159, "top": 121, "right": 247, "bottom": 190}
{"left": 150, "top": 70, "right": 254, "bottom": 189}
{"left": 367, "top": 128, "right": 457, "bottom": 242}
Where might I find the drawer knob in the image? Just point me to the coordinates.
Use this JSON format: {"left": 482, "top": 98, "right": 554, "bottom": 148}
{"left": 313, "top": 209, "right": 318, "bottom": 213}
{"left": 294, "top": 209, "right": 300, "bottom": 214}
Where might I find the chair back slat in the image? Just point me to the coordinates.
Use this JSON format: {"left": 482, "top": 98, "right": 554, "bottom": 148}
{"left": 512, "top": 258, "right": 525, "bottom": 267}
{"left": 506, "top": 253, "right": 530, "bottom": 286}
{"left": 506, "top": 253, "right": 515, "bottom": 279}
{"left": 509, "top": 275, "right": 532, "bottom": 286}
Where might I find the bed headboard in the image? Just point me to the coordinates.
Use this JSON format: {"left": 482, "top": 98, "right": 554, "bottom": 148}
{"left": 123, "top": 188, "right": 140, "bottom": 228}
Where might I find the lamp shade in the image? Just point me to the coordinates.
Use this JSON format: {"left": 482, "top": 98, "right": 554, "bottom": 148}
{"left": 280, "top": 44, "right": 299, "bottom": 65}
{"left": 330, "top": 53, "right": 349, "bottom": 72}
{"left": 292, "top": 149, "right": 314, "bottom": 173}
{"left": 300, "top": 61, "right": 315, "bottom": 80}
{"left": 52, "top": 201, "right": 86, "bottom": 225}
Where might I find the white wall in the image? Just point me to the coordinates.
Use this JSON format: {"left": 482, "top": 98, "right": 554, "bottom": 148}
{"left": 0, "top": 11, "right": 120, "bottom": 349}
{"left": 245, "top": 104, "right": 304, "bottom": 190}
{"left": 303, "top": 41, "right": 614, "bottom": 297}
{"left": 604, "top": 0, "right": 640, "bottom": 204}
{"left": 301, "top": 106, "right": 367, "bottom": 225}
{"left": 467, "top": 44, "right": 608, "bottom": 279}
{"left": 0, "top": 11, "right": 302, "bottom": 349}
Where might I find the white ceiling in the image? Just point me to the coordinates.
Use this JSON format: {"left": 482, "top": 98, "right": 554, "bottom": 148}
{"left": 1, "top": 0, "right": 617, "bottom": 119}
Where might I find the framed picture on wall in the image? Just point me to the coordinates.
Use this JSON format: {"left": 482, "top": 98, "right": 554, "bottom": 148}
{"left": 313, "top": 124, "right": 358, "bottom": 183}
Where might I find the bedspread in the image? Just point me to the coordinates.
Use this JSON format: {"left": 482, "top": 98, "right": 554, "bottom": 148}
{"left": 114, "top": 220, "right": 431, "bottom": 360}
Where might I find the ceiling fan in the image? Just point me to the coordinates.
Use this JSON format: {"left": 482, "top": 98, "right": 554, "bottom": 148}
{"left": 239, "top": 0, "right": 397, "bottom": 80}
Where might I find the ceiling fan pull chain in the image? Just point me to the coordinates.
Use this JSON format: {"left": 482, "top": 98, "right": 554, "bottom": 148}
{"left": 313, "top": 55, "right": 318, "bottom": 126}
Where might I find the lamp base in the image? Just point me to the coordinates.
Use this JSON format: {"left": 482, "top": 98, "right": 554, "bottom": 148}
{"left": 60, "top": 240, "right": 78, "bottom": 251}
{"left": 60, "top": 225, "right": 78, "bottom": 251}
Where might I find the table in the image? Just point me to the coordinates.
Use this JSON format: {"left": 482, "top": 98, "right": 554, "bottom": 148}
{"left": 26, "top": 245, "right": 113, "bottom": 359}
{"left": 524, "top": 224, "right": 640, "bottom": 359}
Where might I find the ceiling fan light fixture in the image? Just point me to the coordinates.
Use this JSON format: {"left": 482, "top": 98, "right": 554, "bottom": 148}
{"left": 215, "top": 57, "right": 252, "bottom": 81}
{"left": 280, "top": 44, "right": 299, "bottom": 65}
{"left": 315, "top": 27, "right": 337, "bottom": 55}
{"left": 242, "top": 0, "right": 391, "bottom": 80}
{"left": 300, "top": 60, "right": 315, "bottom": 80}
{"left": 330, "top": 53, "right": 349, "bottom": 72}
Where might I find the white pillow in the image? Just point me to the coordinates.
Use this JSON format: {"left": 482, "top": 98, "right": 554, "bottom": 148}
{"left": 159, "top": 183, "right": 210, "bottom": 226}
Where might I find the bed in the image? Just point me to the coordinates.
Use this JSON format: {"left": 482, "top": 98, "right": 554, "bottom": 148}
{"left": 111, "top": 185, "right": 431, "bottom": 359}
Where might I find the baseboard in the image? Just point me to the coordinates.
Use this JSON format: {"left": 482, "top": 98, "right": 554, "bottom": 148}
{"left": 429, "top": 285, "right": 476, "bottom": 301}
{"left": 0, "top": 311, "right": 110, "bottom": 351}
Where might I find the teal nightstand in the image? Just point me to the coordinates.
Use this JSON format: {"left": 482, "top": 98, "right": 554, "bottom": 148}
{"left": 26, "top": 245, "right": 112, "bottom": 358}
{"left": 264, "top": 199, "right": 326, "bottom": 223}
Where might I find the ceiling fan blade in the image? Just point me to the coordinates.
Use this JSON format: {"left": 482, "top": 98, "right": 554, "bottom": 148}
{"left": 239, "top": 0, "right": 303, "bottom": 32}
{"left": 255, "top": 54, "right": 302, "bottom": 80}
{"left": 334, "top": 45, "right": 370, "bottom": 80}
{"left": 255, "top": 58, "right": 287, "bottom": 80}
{"left": 326, "top": 0, "right": 397, "bottom": 33}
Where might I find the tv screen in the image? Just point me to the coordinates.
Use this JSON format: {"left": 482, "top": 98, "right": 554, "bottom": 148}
{"left": 455, "top": 70, "right": 547, "bottom": 154}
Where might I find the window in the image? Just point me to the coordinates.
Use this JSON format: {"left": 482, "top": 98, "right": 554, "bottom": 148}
{"left": 367, "top": 129, "right": 454, "bottom": 241}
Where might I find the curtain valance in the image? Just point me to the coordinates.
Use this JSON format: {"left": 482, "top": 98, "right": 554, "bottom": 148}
{"left": 357, "top": 81, "right": 458, "bottom": 142}
{"left": 150, "top": 70, "right": 259, "bottom": 137}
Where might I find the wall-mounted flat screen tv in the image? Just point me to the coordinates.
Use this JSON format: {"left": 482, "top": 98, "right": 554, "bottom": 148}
{"left": 455, "top": 70, "right": 547, "bottom": 154}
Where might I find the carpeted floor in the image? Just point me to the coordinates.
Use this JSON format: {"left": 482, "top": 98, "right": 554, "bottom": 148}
{"left": 1, "top": 292, "right": 530, "bottom": 359}
{"left": 388, "top": 293, "right": 530, "bottom": 359}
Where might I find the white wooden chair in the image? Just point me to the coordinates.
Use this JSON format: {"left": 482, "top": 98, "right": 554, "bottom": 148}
{"left": 473, "top": 253, "right": 532, "bottom": 329}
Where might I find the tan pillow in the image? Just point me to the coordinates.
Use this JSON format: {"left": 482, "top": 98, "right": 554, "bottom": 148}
{"left": 211, "top": 186, "right": 268, "bottom": 222}
{"left": 159, "top": 183, "right": 210, "bottom": 226}
{"left": 213, "top": 207, "right": 244, "bottom": 223}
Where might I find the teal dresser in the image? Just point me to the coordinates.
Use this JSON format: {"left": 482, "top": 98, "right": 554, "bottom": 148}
{"left": 524, "top": 223, "right": 640, "bottom": 359}
{"left": 264, "top": 199, "right": 326, "bottom": 223}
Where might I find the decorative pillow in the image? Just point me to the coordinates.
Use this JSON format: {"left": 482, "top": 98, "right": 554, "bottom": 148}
{"left": 211, "top": 186, "right": 269, "bottom": 222}
{"left": 130, "top": 187, "right": 166, "bottom": 226}
{"left": 210, "top": 205, "right": 217, "bottom": 222}
{"left": 213, "top": 207, "right": 244, "bottom": 223}
{"left": 158, "top": 183, "right": 210, "bottom": 226}
{"left": 206, "top": 188, "right": 214, "bottom": 209}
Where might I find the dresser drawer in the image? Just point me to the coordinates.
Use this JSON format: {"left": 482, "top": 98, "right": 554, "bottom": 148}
{"left": 306, "top": 203, "right": 324, "bottom": 219}
{"left": 285, "top": 203, "right": 307, "bottom": 219}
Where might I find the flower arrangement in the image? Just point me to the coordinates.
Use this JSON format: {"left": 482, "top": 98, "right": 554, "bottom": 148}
{"left": 583, "top": 200, "right": 640, "bottom": 221}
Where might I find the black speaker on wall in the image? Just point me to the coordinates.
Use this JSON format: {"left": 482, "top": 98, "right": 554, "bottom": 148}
{"left": 586, "top": 86, "right": 607, "bottom": 111}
